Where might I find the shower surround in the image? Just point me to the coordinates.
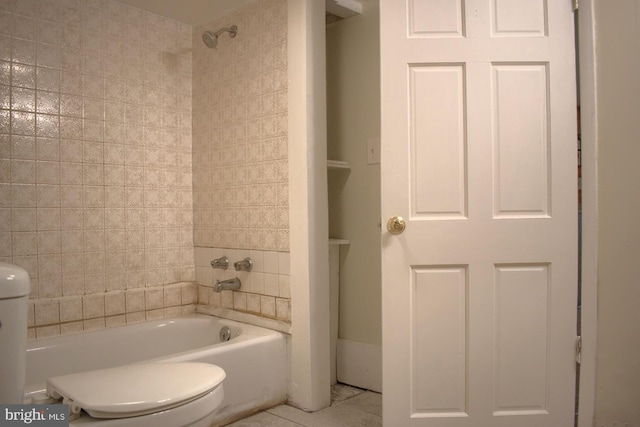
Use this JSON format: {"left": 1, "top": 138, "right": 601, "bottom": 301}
{"left": 0, "top": 0, "right": 196, "bottom": 337}
{"left": 0, "top": 0, "right": 290, "bottom": 336}
{"left": 192, "top": 0, "right": 291, "bottom": 322}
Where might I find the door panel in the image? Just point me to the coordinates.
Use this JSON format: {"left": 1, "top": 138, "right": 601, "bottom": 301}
{"left": 408, "top": 0, "right": 465, "bottom": 37}
{"left": 381, "top": 0, "right": 578, "bottom": 426}
{"left": 410, "top": 64, "right": 467, "bottom": 218}
{"left": 411, "top": 266, "right": 468, "bottom": 416}
{"left": 492, "top": 0, "right": 548, "bottom": 36}
{"left": 493, "top": 264, "right": 549, "bottom": 414}
{"left": 492, "top": 64, "right": 550, "bottom": 217}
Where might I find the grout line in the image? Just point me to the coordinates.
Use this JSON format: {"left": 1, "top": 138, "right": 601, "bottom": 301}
{"left": 263, "top": 406, "right": 307, "bottom": 426}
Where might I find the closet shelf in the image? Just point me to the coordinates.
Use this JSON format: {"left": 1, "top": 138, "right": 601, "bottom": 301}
{"left": 329, "top": 238, "right": 350, "bottom": 246}
{"left": 325, "top": 0, "right": 362, "bottom": 18}
{"left": 327, "top": 160, "right": 351, "bottom": 170}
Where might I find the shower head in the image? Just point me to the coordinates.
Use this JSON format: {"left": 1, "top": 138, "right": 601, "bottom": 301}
{"left": 202, "top": 25, "right": 238, "bottom": 49}
{"left": 202, "top": 31, "right": 218, "bottom": 49}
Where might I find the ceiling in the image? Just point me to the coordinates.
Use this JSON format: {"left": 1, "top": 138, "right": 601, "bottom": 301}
{"left": 114, "top": 0, "right": 363, "bottom": 26}
{"left": 114, "top": 0, "right": 255, "bottom": 26}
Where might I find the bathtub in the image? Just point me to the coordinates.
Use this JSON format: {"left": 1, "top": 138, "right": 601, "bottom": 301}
{"left": 25, "top": 314, "right": 289, "bottom": 425}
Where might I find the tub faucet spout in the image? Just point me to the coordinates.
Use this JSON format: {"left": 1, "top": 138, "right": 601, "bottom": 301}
{"left": 214, "top": 277, "right": 241, "bottom": 292}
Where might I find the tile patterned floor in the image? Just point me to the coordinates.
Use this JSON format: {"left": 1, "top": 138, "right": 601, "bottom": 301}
{"left": 226, "top": 384, "right": 382, "bottom": 427}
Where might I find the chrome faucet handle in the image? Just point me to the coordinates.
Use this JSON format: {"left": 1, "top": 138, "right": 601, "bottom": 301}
{"left": 233, "top": 257, "right": 253, "bottom": 272}
{"left": 210, "top": 256, "right": 229, "bottom": 270}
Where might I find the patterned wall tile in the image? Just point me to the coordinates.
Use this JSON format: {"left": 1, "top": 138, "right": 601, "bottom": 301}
{"left": 193, "top": 0, "right": 289, "bottom": 254}
{"left": 3, "top": 0, "right": 293, "bottom": 333}
{"left": 1, "top": 0, "right": 196, "bottom": 337}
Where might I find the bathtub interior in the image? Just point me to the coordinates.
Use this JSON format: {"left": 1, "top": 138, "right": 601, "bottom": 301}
{"left": 24, "top": 315, "right": 289, "bottom": 424}
{"left": 26, "top": 316, "right": 241, "bottom": 387}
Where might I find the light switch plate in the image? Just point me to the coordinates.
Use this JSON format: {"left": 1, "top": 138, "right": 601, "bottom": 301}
{"left": 367, "top": 137, "right": 380, "bottom": 165}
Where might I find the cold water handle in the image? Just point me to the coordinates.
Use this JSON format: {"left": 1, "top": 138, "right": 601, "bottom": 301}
{"left": 233, "top": 257, "right": 253, "bottom": 272}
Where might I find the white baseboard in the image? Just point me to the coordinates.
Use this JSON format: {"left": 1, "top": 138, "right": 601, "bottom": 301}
{"left": 336, "top": 338, "right": 382, "bottom": 393}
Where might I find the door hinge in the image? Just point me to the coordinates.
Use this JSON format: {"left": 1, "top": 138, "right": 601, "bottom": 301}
{"left": 576, "top": 336, "right": 582, "bottom": 364}
{"left": 573, "top": 0, "right": 579, "bottom": 11}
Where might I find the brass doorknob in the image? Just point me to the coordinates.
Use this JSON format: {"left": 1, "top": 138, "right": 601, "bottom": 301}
{"left": 387, "top": 216, "right": 406, "bottom": 235}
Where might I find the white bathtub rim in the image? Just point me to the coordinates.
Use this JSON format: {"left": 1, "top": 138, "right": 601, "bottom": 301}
{"left": 27, "top": 314, "right": 286, "bottom": 348}
{"left": 197, "top": 306, "right": 292, "bottom": 334}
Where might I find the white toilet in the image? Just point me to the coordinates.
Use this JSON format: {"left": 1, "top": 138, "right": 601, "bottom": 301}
{"left": 45, "top": 362, "right": 225, "bottom": 427}
{"left": 0, "top": 262, "right": 226, "bottom": 427}
{"left": 0, "top": 263, "right": 30, "bottom": 404}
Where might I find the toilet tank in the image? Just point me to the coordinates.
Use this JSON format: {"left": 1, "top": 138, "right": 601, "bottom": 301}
{"left": 0, "top": 263, "right": 31, "bottom": 404}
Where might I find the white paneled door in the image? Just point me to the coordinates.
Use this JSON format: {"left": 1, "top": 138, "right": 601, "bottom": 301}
{"left": 381, "top": 1, "right": 578, "bottom": 426}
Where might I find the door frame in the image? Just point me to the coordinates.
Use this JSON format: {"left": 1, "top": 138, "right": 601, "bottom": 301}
{"left": 576, "top": 0, "right": 598, "bottom": 425}
{"left": 288, "top": 0, "right": 332, "bottom": 412}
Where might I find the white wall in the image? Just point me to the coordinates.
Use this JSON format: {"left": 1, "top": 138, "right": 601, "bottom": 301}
{"left": 326, "top": 0, "right": 381, "bottom": 347}
{"left": 594, "top": 1, "right": 640, "bottom": 425}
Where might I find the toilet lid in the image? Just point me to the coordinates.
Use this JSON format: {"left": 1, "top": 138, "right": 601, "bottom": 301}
{"left": 46, "top": 362, "right": 225, "bottom": 419}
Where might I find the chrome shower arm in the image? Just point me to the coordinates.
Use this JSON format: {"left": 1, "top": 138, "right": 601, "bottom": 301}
{"left": 215, "top": 25, "right": 238, "bottom": 38}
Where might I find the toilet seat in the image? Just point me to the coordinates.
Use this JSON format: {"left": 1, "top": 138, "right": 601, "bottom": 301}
{"left": 46, "top": 363, "right": 225, "bottom": 419}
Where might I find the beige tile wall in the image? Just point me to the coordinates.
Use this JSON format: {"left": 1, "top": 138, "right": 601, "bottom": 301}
{"left": 0, "top": 0, "right": 196, "bottom": 337}
{"left": 191, "top": 0, "right": 291, "bottom": 322}
{"left": 192, "top": 0, "right": 289, "bottom": 252}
